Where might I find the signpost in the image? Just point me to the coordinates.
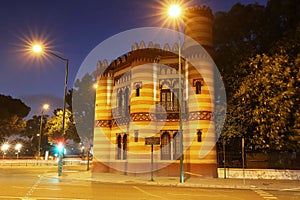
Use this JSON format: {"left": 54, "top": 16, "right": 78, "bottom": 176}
{"left": 145, "top": 137, "right": 160, "bottom": 181}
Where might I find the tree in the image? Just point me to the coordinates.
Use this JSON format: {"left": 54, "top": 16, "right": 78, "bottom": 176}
{"left": 223, "top": 52, "right": 299, "bottom": 152}
{"left": 215, "top": 0, "right": 300, "bottom": 153}
{"left": 25, "top": 115, "right": 50, "bottom": 155}
{"left": 0, "top": 94, "right": 30, "bottom": 140}
{"left": 72, "top": 73, "right": 96, "bottom": 154}
{"left": 44, "top": 108, "right": 80, "bottom": 144}
{"left": 213, "top": 3, "right": 266, "bottom": 97}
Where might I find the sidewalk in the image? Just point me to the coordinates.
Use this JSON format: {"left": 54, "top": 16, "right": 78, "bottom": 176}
{"left": 49, "top": 169, "right": 300, "bottom": 191}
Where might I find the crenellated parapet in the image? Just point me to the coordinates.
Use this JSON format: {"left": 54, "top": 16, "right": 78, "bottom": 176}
{"left": 184, "top": 5, "right": 213, "bottom": 18}
{"left": 93, "top": 40, "right": 183, "bottom": 78}
{"left": 131, "top": 41, "right": 178, "bottom": 52}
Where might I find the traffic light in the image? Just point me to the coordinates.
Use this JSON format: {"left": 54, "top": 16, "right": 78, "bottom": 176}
{"left": 56, "top": 140, "right": 65, "bottom": 154}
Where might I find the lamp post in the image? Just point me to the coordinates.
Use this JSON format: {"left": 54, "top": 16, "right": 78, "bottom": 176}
{"left": 32, "top": 44, "right": 69, "bottom": 176}
{"left": 38, "top": 103, "right": 49, "bottom": 158}
{"left": 168, "top": 4, "right": 184, "bottom": 183}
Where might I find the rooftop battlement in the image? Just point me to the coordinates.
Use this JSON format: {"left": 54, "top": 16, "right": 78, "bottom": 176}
{"left": 185, "top": 5, "right": 212, "bottom": 15}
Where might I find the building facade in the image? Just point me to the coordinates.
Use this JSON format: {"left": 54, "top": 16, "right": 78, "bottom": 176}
{"left": 92, "top": 5, "right": 217, "bottom": 178}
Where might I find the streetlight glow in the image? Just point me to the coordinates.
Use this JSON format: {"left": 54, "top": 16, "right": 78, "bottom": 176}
{"left": 1, "top": 143, "right": 9, "bottom": 151}
{"left": 32, "top": 44, "right": 43, "bottom": 53}
{"left": 168, "top": 4, "right": 181, "bottom": 18}
{"left": 43, "top": 103, "right": 50, "bottom": 110}
{"left": 15, "top": 143, "right": 22, "bottom": 151}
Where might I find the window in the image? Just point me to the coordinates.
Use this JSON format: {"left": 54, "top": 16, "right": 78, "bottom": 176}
{"left": 161, "top": 132, "right": 171, "bottom": 160}
{"left": 136, "top": 84, "right": 140, "bottom": 97}
{"left": 124, "top": 88, "right": 129, "bottom": 116}
{"left": 117, "top": 90, "right": 123, "bottom": 107}
{"left": 116, "top": 134, "right": 128, "bottom": 160}
{"left": 195, "top": 81, "right": 202, "bottom": 94}
{"left": 197, "top": 129, "right": 202, "bottom": 142}
{"left": 116, "top": 134, "right": 122, "bottom": 160}
{"left": 134, "top": 130, "right": 139, "bottom": 142}
{"left": 135, "top": 82, "right": 142, "bottom": 97}
{"left": 160, "top": 89, "right": 179, "bottom": 112}
{"left": 123, "top": 134, "right": 127, "bottom": 160}
{"left": 193, "top": 79, "right": 204, "bottom": 95}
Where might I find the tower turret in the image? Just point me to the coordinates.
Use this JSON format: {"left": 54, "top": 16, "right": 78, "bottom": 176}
{"left": 183, "top": 5, "right": 213, "bottom": 53}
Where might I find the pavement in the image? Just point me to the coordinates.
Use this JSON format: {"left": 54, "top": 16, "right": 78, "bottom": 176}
{"left": 46, "top": 168, "right": 300, "bottom": 191}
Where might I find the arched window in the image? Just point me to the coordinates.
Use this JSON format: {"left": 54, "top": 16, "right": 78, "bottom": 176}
{"left": 196, "top": 81, "right": 202, "bottom": 94}
{"left": 173, "top": 132, "right": 180, "bottom": 160}
{"left": 161, "top": 132, "right": 171, "bottom": 160}
{"left": 116, "top": 134, "right": 122, "bottom": 160}
{"left": 117, "top": 90, "right": 123, "bottom": 114}
{"left": 197, "top": 129, "right": 202, "bottom": 142}
{"left": 135, "top": 84, "right": 140, "bottom": 97}
{"left": 123, "top": 134, "right": 127, "bottom": 160}
{"left": 124, "top": 88, "right": 130, "bottom": 116}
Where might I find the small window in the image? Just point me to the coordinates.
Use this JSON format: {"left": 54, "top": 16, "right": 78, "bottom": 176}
{"left": 197, "top": 130, "right": 202, "bottom": 142}
{"left": 195, "top": 81, "right": 202, "bottom": 94}
{"left": 136, "top": 84, "right": 140, "bottom": 97}
{"left": 134, "top": 130, "right": 139, "bottom": 142}
{"left": 134, "top": 82, "right": 142, "bottom": 97}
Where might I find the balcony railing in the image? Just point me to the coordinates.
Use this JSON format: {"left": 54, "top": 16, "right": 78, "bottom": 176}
{"left": 111, "top": 102, "right": 187, "bottom": 121}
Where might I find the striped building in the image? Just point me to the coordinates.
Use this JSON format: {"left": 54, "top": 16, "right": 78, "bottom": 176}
{"left": 92, "top": 5, "right": 217, "bottom": 178}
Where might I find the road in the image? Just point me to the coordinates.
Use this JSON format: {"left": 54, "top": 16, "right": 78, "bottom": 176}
{"left": 0, "top": 167, "right": 299, "bottom": 200}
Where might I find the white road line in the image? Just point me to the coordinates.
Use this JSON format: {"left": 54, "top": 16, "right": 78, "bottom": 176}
{"left": 0, "top": 195, "right": 21, "bottom": 199}
{"left": 281, "top": 187, "right": 300, "bottom": 191}
{"left": 132, "top": 186, "right": 168, "bottom": 200}
{"left": 252, "top": 189, "right": 278, "bottom": 200}
{"left": 23, "top": 174, "right": 44, "bottom": 199}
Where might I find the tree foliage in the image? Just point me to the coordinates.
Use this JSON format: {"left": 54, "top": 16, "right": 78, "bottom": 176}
{"left": 25, "top": 115, "right": 50, "bottom": 155}
{"left": 0, "top": 94, "right": 30, "bottom": 139}
{"left": 223, "top": 52, "right": 300, "bottom": 151}
{"left": 44, "top": 108, "right": 80, "bottom": 144}
{"left": 214, "top": 0, "right": 300, "bottom": 152}
{"left": 72, "top": 73, "right": 96, "bottom": 147}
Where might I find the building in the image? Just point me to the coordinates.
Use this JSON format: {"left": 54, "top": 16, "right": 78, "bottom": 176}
{"left": 92, "top": 5, "right": 217, "bottom": 178}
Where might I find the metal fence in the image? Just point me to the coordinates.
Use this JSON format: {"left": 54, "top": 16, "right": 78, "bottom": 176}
{"left": 217, "top": 151, "right": 300, "bottom": 170}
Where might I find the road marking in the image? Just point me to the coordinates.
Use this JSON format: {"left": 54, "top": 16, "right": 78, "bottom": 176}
{"left": 252, "top": 189, "right": 278, "bottom": 199}
{"left": 133, "top": 186, "right": 168, "bottom": 200}
{"left": 23, "top": 174, "right": 44, "bottom": 199}
{"left": 0, "top": 195, "right": 21, "bottom": 199}
{"left": 281, "top": 187, "right": 300, "bottom": 191}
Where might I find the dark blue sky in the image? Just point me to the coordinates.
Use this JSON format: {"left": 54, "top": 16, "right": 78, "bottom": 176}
{"left": 0, "top": 0, "right": 267, "bottom": 116}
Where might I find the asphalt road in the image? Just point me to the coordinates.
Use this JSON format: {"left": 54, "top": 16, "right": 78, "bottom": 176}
{"left": 0, "top": 167, "right": 299, "bottom": 200}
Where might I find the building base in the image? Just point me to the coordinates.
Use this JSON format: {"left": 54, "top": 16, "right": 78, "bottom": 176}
{"left": 92, "top": 161, "right": 217, "bottom": 178}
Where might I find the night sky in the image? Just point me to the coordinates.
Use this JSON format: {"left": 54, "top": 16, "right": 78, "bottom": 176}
{"left": 0, "top": 0, "right": 267, "bottom": 117}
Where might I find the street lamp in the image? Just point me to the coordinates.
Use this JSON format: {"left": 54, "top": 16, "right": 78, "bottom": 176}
{"left": 32, "top": 44, "right": 69, "bottom": 176}
{"left": 1, "top": 143, "right": 10, "bottom": 159}
{"left": 15, "top": 143, "right": 22, "bottom": 159}
{"left": 167, "top": 4, "right": 184, "bottom": 183}
{"left": 38, "top": 103, "right": 49, "bottom": 158}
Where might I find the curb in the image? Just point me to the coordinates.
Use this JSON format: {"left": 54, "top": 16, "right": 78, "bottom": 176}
{"left": 45, "top": 172, "right": 288, "bottom": 191}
